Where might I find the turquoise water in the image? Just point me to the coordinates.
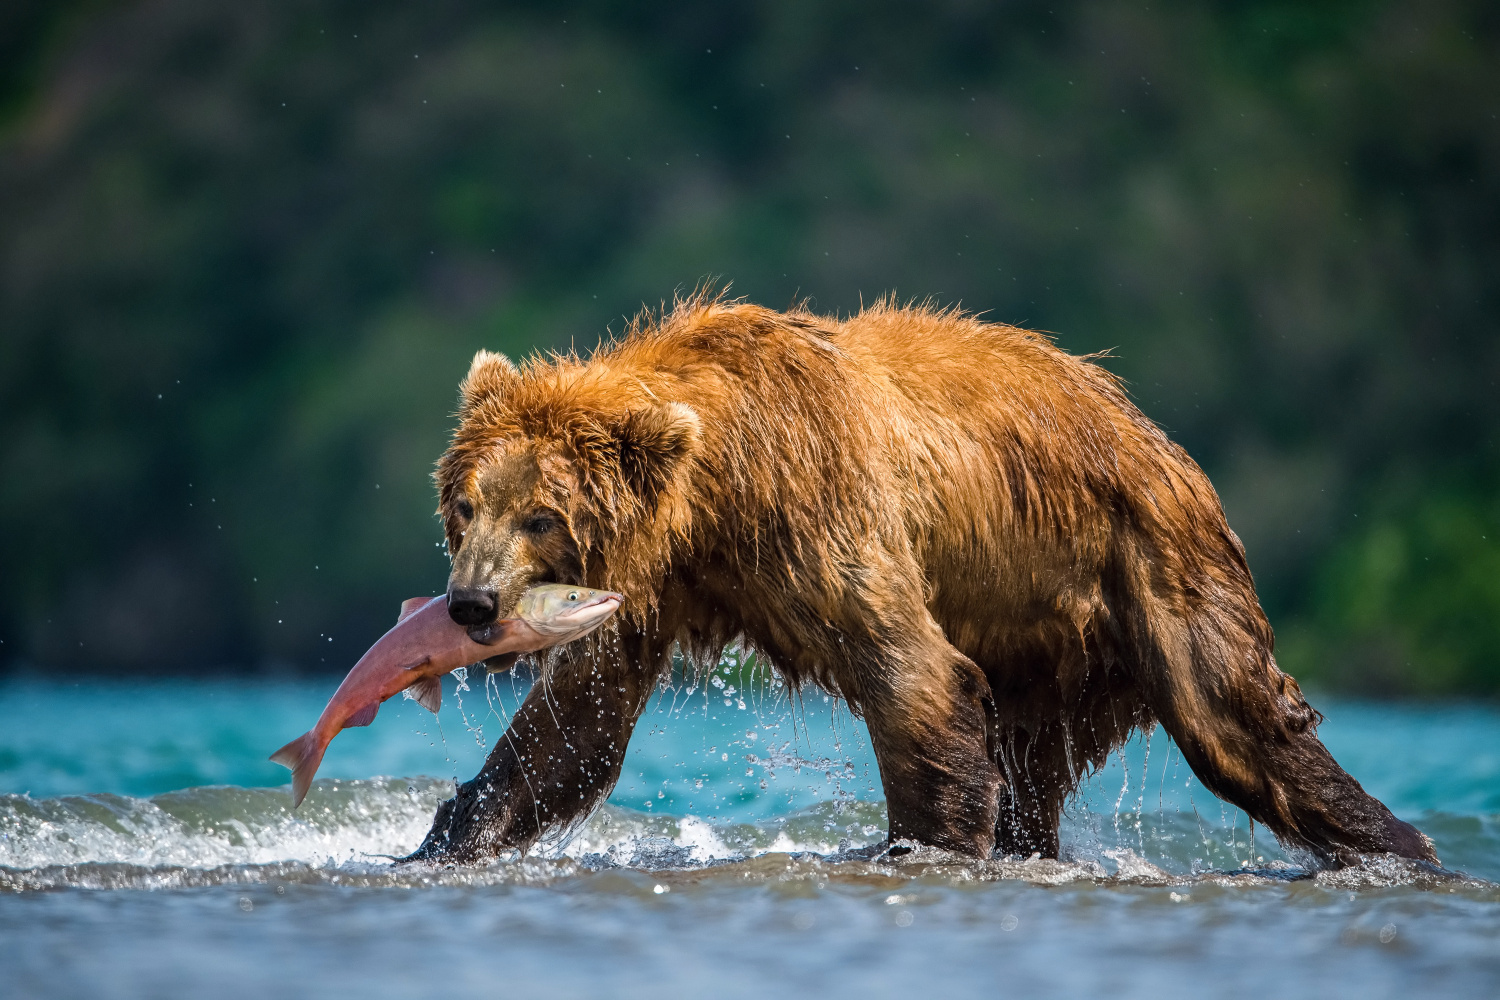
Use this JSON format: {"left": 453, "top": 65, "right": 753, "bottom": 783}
{"left": 2, "top": 671, "right": 1498, "bottom": 998}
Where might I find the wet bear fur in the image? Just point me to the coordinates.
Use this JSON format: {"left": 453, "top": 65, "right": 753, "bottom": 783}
{"left": 408, "top": 292, "right": 1435, "bottom": 868}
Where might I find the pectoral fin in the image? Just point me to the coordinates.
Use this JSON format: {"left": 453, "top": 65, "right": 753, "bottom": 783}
{"left": 403, "top": 675, "right": 442, "bottom": 714}
{"left": 346, "top": 702, "right": 379, "bottom": 727}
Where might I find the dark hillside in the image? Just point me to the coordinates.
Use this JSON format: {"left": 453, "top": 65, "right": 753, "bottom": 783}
{"left": 2, "top": 0, "right": 1496, "bottom": 693}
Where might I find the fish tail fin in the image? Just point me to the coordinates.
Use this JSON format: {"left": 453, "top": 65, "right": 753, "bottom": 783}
{"left": 269, "top": 731, "right": 325, "bottom": 808}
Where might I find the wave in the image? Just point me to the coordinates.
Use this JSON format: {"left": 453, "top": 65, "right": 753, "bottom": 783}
{"left": 2, "top": 778, "right": 1494, "bottom": 895}
{"left": 0, "top": 777, "right": 887, "bottom": 871}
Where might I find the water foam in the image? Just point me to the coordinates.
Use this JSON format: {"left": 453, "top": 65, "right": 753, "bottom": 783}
{"left": 2, "top": 779, "right": 1493, "bottom": 896}
{"left": 0, "top": 777, "right": 888, "bottom": 876}
{"left": 0, "top": 777, "right": 449, "bottom": 870}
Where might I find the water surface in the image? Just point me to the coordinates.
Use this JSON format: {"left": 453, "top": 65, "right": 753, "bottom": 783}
{"left": 2, "top": 673, "right": 1497, "bottom": 998}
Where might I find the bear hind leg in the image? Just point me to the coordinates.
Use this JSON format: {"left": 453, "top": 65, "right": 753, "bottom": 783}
{"left": 1143, "top": 616, "right": 1436, "bottom": 867}
{"left": 992, "top": 725, "right": 1069, "bottom": 858}
{"left": 989, "top": 678, "right": 1145, "bottom": 859}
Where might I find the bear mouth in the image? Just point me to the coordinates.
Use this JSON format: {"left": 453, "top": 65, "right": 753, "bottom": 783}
{"left": 465, "top": 621, "right": 509, "bottom": 645}
{"left": 463, "top": 573, "right": 554, "bottom": 645}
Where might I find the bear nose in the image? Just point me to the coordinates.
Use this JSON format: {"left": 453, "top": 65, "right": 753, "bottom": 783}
{"left": 447, "top": 587, "right": 498, "bottom": 627}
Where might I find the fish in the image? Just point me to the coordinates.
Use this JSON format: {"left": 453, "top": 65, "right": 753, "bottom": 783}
{"left": 270, "top": 584, "right": 623, "bottom": 807}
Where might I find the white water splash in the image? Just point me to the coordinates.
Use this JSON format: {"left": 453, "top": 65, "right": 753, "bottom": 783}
{"left": 2, "top": 778, "right": 1487, "bottom": 898}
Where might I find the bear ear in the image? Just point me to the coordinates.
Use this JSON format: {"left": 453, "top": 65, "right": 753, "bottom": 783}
{"left": 459, "top": 350, "right": 521, "bottom": 413}
{"left": 614, "top": 402, "right": 701, "bottom": 509}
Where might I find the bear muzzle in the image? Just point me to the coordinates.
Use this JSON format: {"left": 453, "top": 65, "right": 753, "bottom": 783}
{"left": 446, "top": 586, "right": 498, "bottom": 628}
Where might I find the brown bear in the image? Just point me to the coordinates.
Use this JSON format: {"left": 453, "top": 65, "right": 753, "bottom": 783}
{"left": 406, "top": 292, "right": 1435, "bottom": 868}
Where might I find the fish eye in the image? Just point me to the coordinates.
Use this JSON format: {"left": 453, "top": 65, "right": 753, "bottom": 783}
{"left": 567, "top": 591, "right": 579, "bottom": 601}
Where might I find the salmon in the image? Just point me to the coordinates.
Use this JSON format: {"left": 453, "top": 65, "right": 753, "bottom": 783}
{"left": 270, "top": 585, "right": 622, "bottom": 807}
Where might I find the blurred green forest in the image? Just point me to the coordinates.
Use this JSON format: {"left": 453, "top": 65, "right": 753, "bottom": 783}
{"left": 1, "top": 0, "right": 1496, "bottom": 695}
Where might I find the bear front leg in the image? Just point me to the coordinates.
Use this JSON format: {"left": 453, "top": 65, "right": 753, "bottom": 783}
{"left": 860, "top": 640, "right": 1002, "bottom": 858}
{"left": 402, "top": 642, "right": 664, "bottom": 864}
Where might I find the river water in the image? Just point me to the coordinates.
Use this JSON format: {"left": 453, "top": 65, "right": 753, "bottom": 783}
{"left": 2, "top": 670, "right": 1497, "bottom": 998}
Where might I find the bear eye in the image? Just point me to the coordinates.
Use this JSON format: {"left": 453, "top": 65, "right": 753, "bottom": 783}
{"left": 521, "top": 512, "right": 558, "bottom": 535}
{"left": 454, "top": 498, "right": 474, "bottom": 521}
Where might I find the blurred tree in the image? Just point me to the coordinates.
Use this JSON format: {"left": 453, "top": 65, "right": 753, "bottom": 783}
{"left": 1, "top": 0, "right": 1496, "bottom": 693}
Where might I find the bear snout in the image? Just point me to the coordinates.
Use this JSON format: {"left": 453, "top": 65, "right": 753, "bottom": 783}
{"left": 446, "top": 586, "right": 498, "bottom": 627}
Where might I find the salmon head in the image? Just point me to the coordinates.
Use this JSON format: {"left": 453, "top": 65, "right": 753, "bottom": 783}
{"left": 510, "top": 584, "right": 624, "bottom": 643}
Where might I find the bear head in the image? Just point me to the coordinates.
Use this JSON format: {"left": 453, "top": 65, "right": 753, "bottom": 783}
{"left": 436, "top": 348, "right": 701, "bottom": 640}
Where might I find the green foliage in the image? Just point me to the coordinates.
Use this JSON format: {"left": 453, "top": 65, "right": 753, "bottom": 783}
{"left": 0, "top": 0, "right": 1496, "bottom": 693}
{"left": 1281, "top": 486, "right": 1500, "bottom": 696}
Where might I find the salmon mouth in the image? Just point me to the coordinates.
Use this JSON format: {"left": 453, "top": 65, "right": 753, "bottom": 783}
{"left": 549, "top": 591, "right": 624, "bottom": 631}
{"left": 527, "top": 591, "right": 624, "bottom": 639}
